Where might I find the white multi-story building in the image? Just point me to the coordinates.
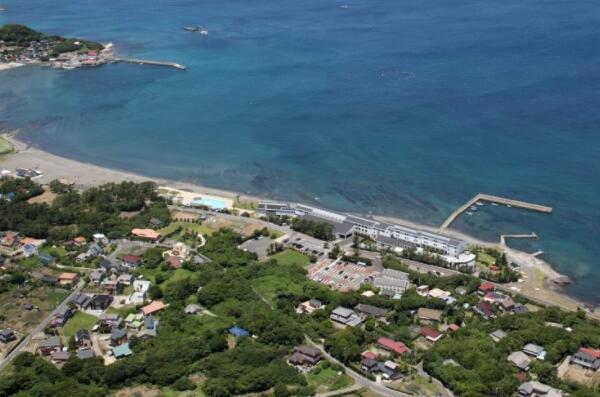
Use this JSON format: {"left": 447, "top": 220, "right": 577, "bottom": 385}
{"left": 257, "top": 202, "right": 468, "bottom": 257}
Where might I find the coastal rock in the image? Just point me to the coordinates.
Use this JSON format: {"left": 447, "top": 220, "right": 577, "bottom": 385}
{"left": 552, "top": 275, "right": 572, "bottom": 285}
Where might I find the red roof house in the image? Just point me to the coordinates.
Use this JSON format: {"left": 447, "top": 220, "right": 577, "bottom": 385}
{"left": 377, "top": 337, "right": 408, "bottom": 355}
{"left": 474, "top": 301, "right": 495, "bottom": 319}
{"left": 169, "top": 255, "right": 181, "bottom": 269}
{"left": 479, "top": 282, "right": 495, "bottom": 294}
{"left": 580, "top": 347, "right": 600, "bottom": 359}
{"left": 361, "top": 351, "right": 377, "bottom": 360}
{"left": 448, "top": 323, "right": 460, "bottom": 332}
{"left": 420, "top": 326, "right": 443, "bottom": 342}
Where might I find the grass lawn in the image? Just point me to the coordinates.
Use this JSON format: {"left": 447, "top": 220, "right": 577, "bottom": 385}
{"left": 268, "top": 249, "right": 311, "bottom": 267}
{"left": 233, "top": 199, "right": 257, "bottom": 211}
{"left": 160, "top": 221, "right": 214, "bottom": 239}
{"left": 62, "top": 311, "right": 98, "bottom": 337}
{"left": 252, "top": 274, "right": 305, "bottom": 305}
{"left": 166, "top": 269, "right": 195, "bottom": 284}
{"left": 476, "top": 251, "right": 496, "bottom": 266}
{"left": 0, "top": 136, "right": 13, "bottom": 155}
{"left": 307, "top": 364, "right": 353, "bottom": 392}
{"left": 392, "top": 375, "right": 442, "bottom": 396}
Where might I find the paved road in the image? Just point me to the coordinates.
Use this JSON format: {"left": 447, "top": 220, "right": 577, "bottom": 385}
{"left": 0, "top": 279, "right": 85, "bottom": 371}
{"left": 305, "top": 337, "right": 412, "bottom": 397}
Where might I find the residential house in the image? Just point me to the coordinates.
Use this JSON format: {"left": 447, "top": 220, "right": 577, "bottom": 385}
{"left": 378, "top": 361, "right": 402, "bottom": 380}
{"left": 420, "top": 326, "right": 443, "bottom": 343}
{"left": 101, "top": 276, "right": 119, "bottom": 293}
{"left": 73, "top": 236, "right": 86, "bottom": 247}
{"left": 77, "top": 349, "right": 95, "bottom": 360}
{"left": 330, "top": 306, "right": 364, "bottom": 327}
{"left": 39, "top": 254, "right": 55, "bottom": 266}
{"left": 129, "top": 279, "right": 151, "bottom": 304}
{"left": 124, "top": 313, "right": 144, "bottom": 330}
{"left": 500, "top": 297, "right": 515, "bottom": 311}
{"left": 51, "top": 306, "right": 72, "bottom": 327}
{"left": 137, "top": 316, "right": 158, "bottom": 338}
{"left": 110, "top": 328, "right": 128, "bottom": 346}
{"left": 168, "top": 255, "right": 181, "bottom": 269}
{"left": 141, "top": 300, "right": 166, "bottom": 316}
{"left": 185, "top": 304, "right": 202, "bottom": 315}
{"left": 478, "top": 282, "right": 495, "bottom": 295}
{"left": 229, "top": 326, "right": 250, "bottom": 338}
{"left": 361, "top": 358, "right": 379, "bottom": 373}
{"left": 131, "top": 228, "right": 161, "bottom": 241}
{"left": 36, "top": 335, "right": 63, "bottom": 356}
{"left": 508, "top": 351, "right": 532, "bottom": 371}
{"left": 474, "top": 302, "right": 495, "bottom": 319}
{"left": 98, "top": 313, "right": 122, "bottom": 328}
{"left": 288, "top": 346, "right": 322, "bottom": 368}
{"left": 523, "top": 343, "right": 547, "bottom": 360}
{"left": 416, "top": 285, "right": 430, "bottom": 296}
{"left": 75, "top": 329, "right": 92, "bottom": 349}
{"left": 361, "top": 351, "right": 378, "bottom": 360}
{"left": 22, "top": 243, "right": 38, "bottom": 258}
{"left": 417, "top": 308, "right": 443, "bottom": 323}
{"left": 89, "top": 269, "right": 106, "bottom": 285}
{"left": 447, "top": 323, "right": 460, "bottom": 332}
{"left": 51, "top": 350, "right": 70, "bottom": 364}
{"left": 93, "top": 233, "right": 108, "bottom": 245}
{"left": 455, "top": 286, "right": 468, "bottom": 296}
{"left": 41, "top": 275, "right": 59, "bottom": 286}
{"left": 89, "top": 294, "right": 113, "bottom": 310}
{"left": 117, "top": 274, "right": 134, "bottom": 286}
{"left": 490, "top": 329, "right": 507, "bottom": 343}
{"left": 71, "top": 293, "right": 91, "bottom": 309}
{"left": 113, "top": 343, "right": 132, "bottom": 359}
{"left": 569, "top": 348, "right": 600, "bottom": 371}
{"left": 517, "top": 381, "right": 564, "bottom": 397}
{"left": 58, "top": 272, "right": 78, "bottom": 287}
{"left": 121, "top": 254, "right": 142, "bottom": 268}
{"left": 0, "top": 329, "right": 16, "bottom": 343}
{"left": 354, "top": 303, "right": 388, "bottom": 320}
{"left": 513, "top": 303, "right": 529, "bottom": 315}
{"left": 377, "top": 337, "right": 408, "bottom": 355}
{"left": 296, "top": 299, "right": 323, "bottom": 314}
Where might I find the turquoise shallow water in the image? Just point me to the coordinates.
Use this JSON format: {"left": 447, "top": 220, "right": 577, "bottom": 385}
{"left": 1, "top": 0, "right": 599, "bottom": 303}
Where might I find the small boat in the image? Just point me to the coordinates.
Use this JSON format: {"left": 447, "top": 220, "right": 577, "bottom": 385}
{"left": 469, "top": 206, "right": 478, "bottom": 211}
{"left": 491, "top": 202, "right": 498, "bottom": 206}
{"left": 466, "top": 211, "right": 473, "bottom": 216}
{"left": 200, "top": 29, "right": 208, "bottom": 35}
{"left": 476, "top": 201, "right": 484, "bottom": 206}
{"left": 339, "top": 4, "right": 349, "bottom": 9}
{"left": 184, "top": 26, "right": 200, "bottom": 32}
{"left": 506, "top": 204, "right": 512, "bottom": 208}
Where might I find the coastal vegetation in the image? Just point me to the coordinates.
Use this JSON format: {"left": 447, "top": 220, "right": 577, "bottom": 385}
{"left": 290, "top": 217, "right": 334, "bottom": 241}
{"left": 0, "top": 137, "right": 14, "bottom": 155}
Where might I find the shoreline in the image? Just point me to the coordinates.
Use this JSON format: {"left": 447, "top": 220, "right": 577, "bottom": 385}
{"left": 1, "top": 131, "right": 598, "bottom": 318}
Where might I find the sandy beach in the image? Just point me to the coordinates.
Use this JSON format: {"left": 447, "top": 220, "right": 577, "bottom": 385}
{"left": 1, "top": 131, "right": 598, "bottom": 319}
{"left": 0, "top": 62, "right": 24, "bottom": 72}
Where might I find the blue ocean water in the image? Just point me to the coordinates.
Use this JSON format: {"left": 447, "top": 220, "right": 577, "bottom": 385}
{"left": 1, "top": 0, "right": 599, "bottom": 303}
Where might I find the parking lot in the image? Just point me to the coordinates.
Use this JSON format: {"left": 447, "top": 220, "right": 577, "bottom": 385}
{"left": 307, "top": 258, "right": 378, "bottom": 291}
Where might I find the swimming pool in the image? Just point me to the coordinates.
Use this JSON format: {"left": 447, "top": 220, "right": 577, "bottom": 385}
{"left": 190, "top": 197, "right": 227, "bottom": 210}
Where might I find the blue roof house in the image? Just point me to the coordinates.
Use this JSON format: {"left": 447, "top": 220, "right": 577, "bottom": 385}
{"left": 229, "top": 326, "right": 249, "bottom": 338}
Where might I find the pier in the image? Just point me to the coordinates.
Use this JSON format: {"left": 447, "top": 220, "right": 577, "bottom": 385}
{"left": 500, "top": 233, "right": 538, "bottom": 245}
{"left": 439, "top": 193, "right": 553, "bottom": 232}
{"left": 111, "top": 57, "right": 186, "bottom": 70}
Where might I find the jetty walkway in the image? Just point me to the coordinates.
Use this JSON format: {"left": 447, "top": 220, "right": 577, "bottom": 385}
{"left": 500, "top": 233, "right": 538, "bottom": 245}
{"left": 111, "top": 57, "right": 186, "bottom": 70}
{"left": 439, "top": 193, "right": 552, "bottom": 232}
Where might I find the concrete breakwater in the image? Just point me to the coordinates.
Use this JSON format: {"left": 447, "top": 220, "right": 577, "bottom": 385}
{"left": 110, "top": 57, "right": 186, "bottom": 70}
{"left": 439, "top": 193, "right": 553, "bottom": 232}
